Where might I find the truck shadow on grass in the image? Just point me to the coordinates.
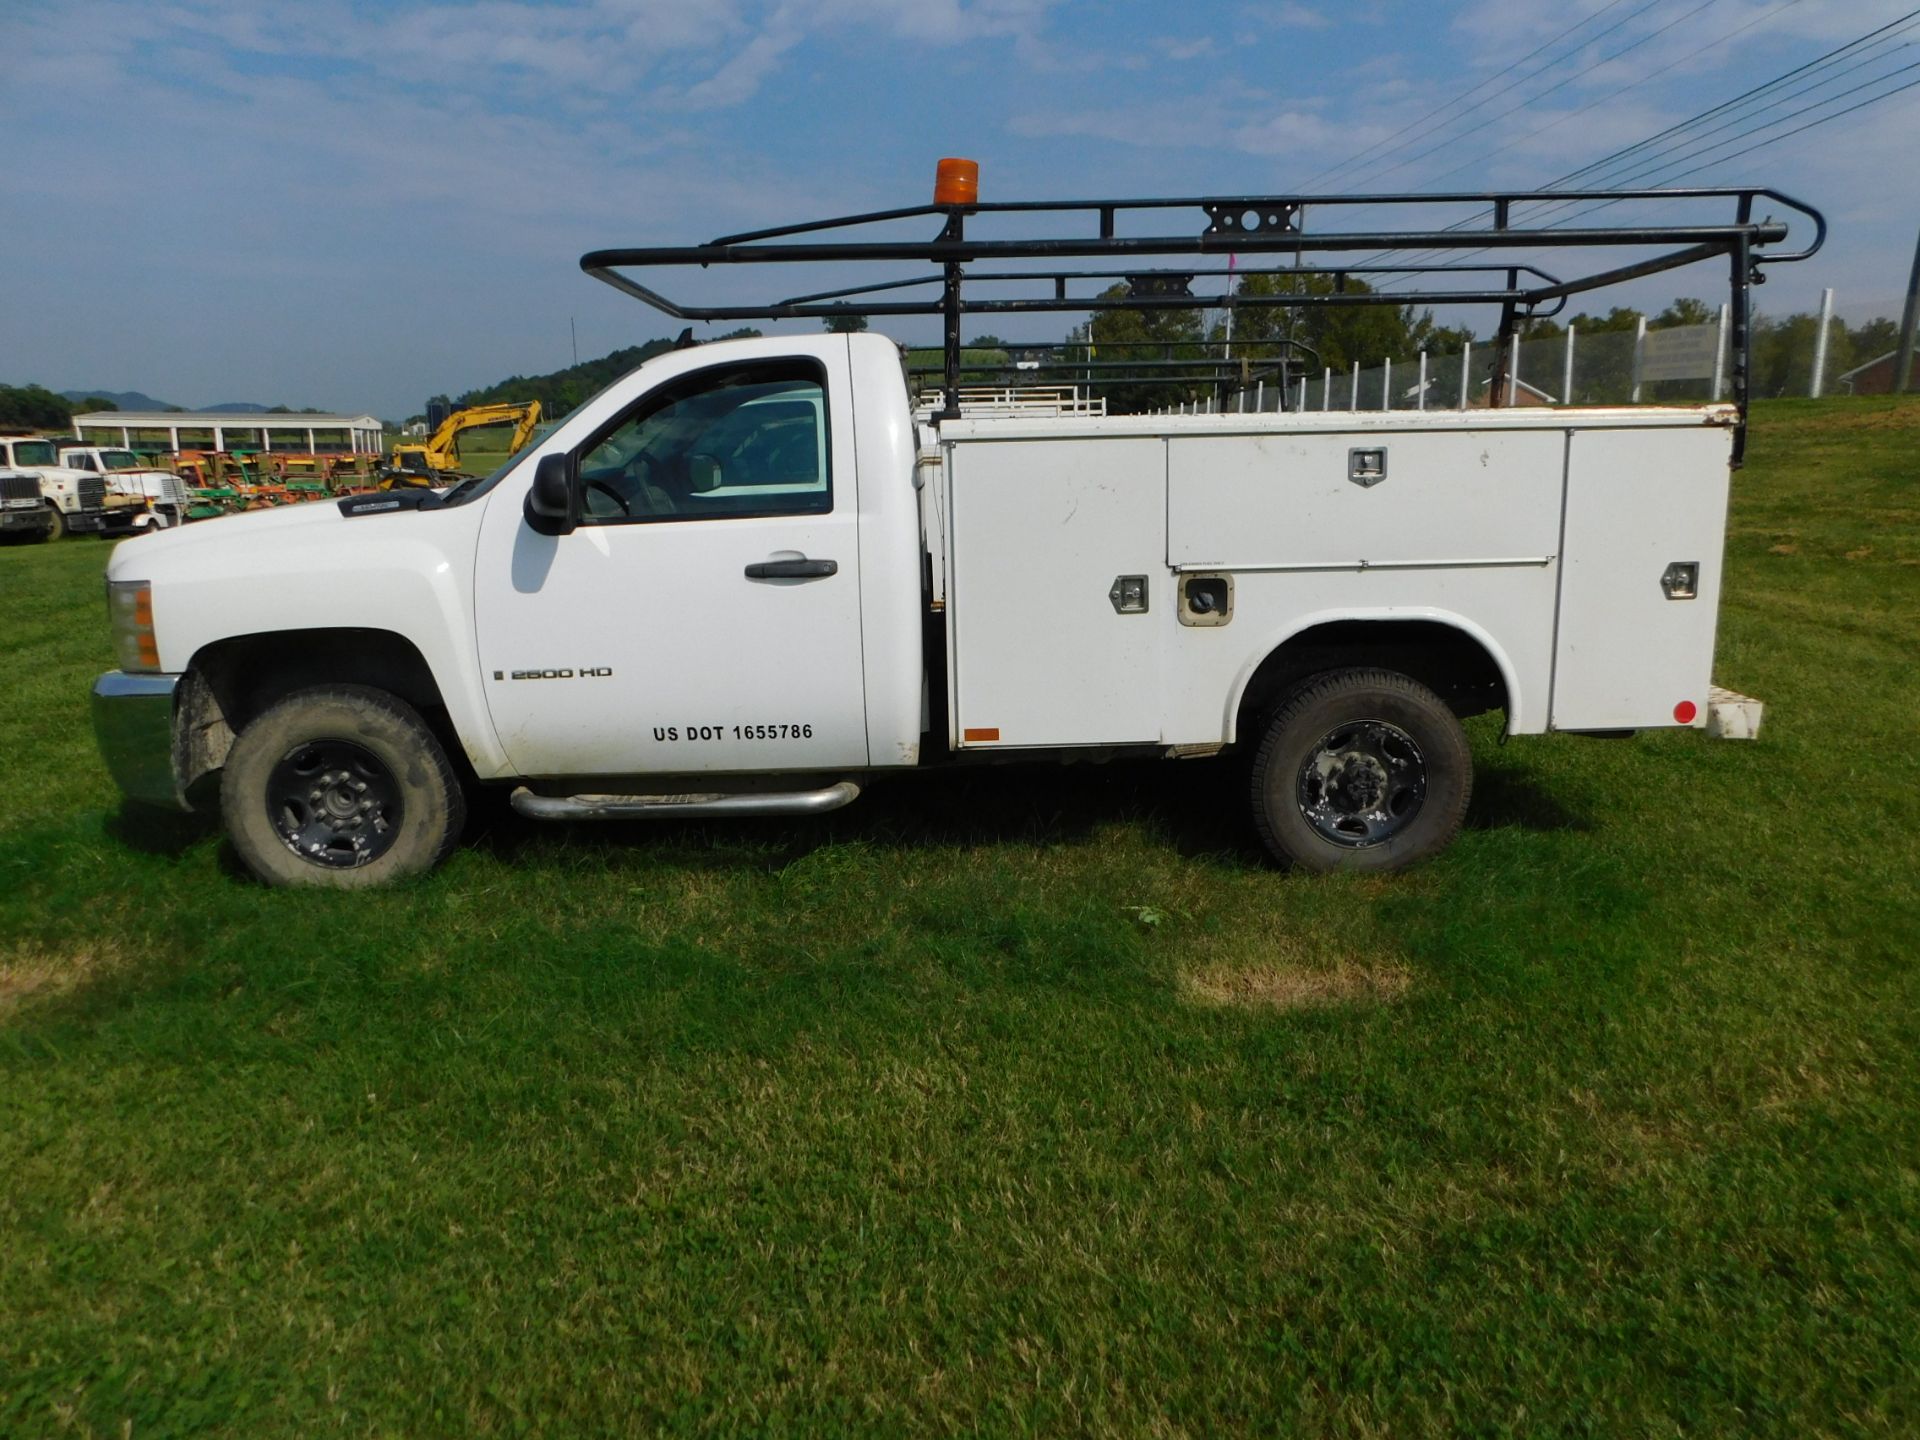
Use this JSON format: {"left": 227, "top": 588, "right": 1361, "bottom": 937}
{"left": 98, "top": 748, "right": 1590, "bottom": 876}
{"left": 464, "top": 749, "right": 1590, "bottom": 874}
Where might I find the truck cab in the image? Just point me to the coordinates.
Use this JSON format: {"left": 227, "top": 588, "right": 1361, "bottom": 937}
{"left": 0, "top": 468, "right": 53, "bottom": 540}
{"left": 57, "top": 445, "right": 189, "bottom": 527}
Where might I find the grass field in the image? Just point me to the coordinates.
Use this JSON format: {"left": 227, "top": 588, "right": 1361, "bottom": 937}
{"left": 5, "top": 397, "right": 1919, "bottom": 1435}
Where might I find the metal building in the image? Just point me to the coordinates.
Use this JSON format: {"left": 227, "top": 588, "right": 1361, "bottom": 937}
{"left": 69, "top": 410, "right": 384, "bottom": 455}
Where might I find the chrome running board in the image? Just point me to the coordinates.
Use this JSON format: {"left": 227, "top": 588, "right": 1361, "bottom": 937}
{"left": 509, "top": 780, "right": 861, "bottom": 822}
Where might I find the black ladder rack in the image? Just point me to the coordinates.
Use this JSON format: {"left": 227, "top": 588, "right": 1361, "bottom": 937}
{"left": 581, "top": 183, "right": 1825, "bottom": 461}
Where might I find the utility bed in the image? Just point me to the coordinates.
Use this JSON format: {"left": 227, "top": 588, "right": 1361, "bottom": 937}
{"left": 925, "top": 404, "right": 1734, "bottom": 748}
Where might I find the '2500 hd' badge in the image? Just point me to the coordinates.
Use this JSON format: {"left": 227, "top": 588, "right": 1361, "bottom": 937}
{"left": 492, "top": 667, "right": 614, "bottom": 680}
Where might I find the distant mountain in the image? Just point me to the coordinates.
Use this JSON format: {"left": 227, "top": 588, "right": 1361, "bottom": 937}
{"left": 61, "top": 392, "right": 314, "bottom": 415}
{"left": 455, "top": 330, "right": 762, "bottom": 416}
{"left": 61, "top": 389, "right": 176, "bottom": 412}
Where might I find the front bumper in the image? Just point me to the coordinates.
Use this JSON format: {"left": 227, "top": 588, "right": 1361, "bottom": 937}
{"left": 75, "top": 508, "right": 145, "bottom": 536}
{"left": 91, "top": 671, "right": 189, "bottom": 811}
{"left": 1, "top": 506, "right": 51, "bottom": 535}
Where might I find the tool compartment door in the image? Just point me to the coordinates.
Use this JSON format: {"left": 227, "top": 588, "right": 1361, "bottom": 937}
{"left": 1551, "top": 424, "right": 1732, "bottom": 730}
{"left": 947, "top": 437, "right": 1166, "bottom": 748}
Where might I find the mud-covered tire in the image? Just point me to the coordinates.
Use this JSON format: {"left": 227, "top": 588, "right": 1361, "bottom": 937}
{"left": 1248, "top": 668, "right": 1472, "bottom": 873}
{"left": 39, "top": 503, "right": 65, "bottom": 542}
{"left": 221, "top": 685, "right": 465, "bottom": 888}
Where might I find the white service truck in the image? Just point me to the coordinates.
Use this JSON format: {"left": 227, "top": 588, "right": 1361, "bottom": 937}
{"left": 89, "top": 174, "right": 1814, "bottom": 887}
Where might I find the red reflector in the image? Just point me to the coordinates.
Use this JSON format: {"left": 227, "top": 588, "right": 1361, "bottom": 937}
{"left": 1674, "top": 700, "right": 1698, "bottom": 724}
{"left": 963, "top": 727, "right": 1000, "bottom": 742}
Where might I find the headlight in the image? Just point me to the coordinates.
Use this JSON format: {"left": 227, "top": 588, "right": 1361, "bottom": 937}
{"left": 107, "top": 579, "right": 160, "bottom": 672}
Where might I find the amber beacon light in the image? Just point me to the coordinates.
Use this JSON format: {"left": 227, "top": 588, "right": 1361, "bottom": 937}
{"left": 934, "top": 157, "right": 979, "bottom": 207}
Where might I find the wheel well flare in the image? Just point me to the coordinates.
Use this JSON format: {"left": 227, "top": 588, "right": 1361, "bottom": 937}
{"left": 1234, "top": 619, "right": 1510, "bottom": 738}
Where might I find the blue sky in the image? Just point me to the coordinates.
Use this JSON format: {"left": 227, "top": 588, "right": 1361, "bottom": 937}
{"left": 6, "top": 0, "right": 1917, "bottom": 417}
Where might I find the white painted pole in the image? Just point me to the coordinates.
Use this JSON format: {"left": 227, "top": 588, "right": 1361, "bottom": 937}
{"left": 1298, "top": 376, "right": 1307, "bottom": 411}
{"left": 1323, "top": 368, "right": 1332, "bottom": 411}
{"left": 1255, "top": 381, "right": 1264, "bottom": 411}
{"left": 1631, "top": 315, "right": 1648, "bottom": 403}
{"left": 1418, "top": 351, "right": 1428, "bottom": 411}
{"left": 1809, "top": 287, "right": 1835, "bottom": 398}
{"left": 1350, "top": 361, "right": 1359, "bottom": 413}
{"left": 1459, "top": 340, "right": 1472, "bottom": 408}
{"left": 1562, "top": 324, "right": 1576, "bottom": 405}
{"left": 1508, "top": 334, "right": 1522, "bottom": 408}
{"left": 1712, "top": 303, "right": 1731, "bottom": 400}
{"left": 1237, "top": 388, "right": 1246, "bottom": 414}
{"left": 1383, "top": 357, "right": 1393, "bottom": 411}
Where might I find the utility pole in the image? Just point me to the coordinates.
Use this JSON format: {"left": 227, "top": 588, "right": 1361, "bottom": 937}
{"left": 1896, "top": 223, "right": 1920, "bottom": 396}
{"left": 571, "top": 317, "right": 579, "bottom": 367}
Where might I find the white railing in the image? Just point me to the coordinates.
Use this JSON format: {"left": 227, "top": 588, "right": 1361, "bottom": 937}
{"left": 914, "top": 385, "right": 1106, "bottom": 418}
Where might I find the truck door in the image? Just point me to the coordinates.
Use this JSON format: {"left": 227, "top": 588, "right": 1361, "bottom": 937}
{"left": 472, "top": 354, "right": 869, "bottom": 777}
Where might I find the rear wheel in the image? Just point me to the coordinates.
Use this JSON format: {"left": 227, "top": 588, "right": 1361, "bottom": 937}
{"left": 221, "top": 685, "right": 465, "bottom": 888}
{"left": 1248, "top": 668, "right": 1472, "bottom": 873}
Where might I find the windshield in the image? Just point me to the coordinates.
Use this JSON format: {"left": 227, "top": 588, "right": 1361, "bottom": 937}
{"left": 440, "top": 444, "right": 538, "bottom": 506}
{"left": 438, "top": 389, "right": 601, "bottom": 507}
{"left": 100, "top": 450, "right": 144, "bottom": 471}
{"left": 11, "top": 441, "right": 55, "bottom": 466}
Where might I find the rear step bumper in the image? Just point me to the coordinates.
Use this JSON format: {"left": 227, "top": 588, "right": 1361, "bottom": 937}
{"left": 1707, "top": 686, "right": 1764, "bottom": 740}
{"left": 510, "top": 780, "right": 861, "bottom": 822}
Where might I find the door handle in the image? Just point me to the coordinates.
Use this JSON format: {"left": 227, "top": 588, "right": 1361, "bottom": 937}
{"left": 744, "top": 557, "right": 838, "bottom": 579}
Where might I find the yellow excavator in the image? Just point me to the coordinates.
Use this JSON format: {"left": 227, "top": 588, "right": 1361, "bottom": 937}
{"left": 383, "top": 400, "right": 543, "bottom": 488}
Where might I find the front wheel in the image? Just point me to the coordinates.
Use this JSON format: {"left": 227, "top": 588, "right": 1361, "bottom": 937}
{"left": 221, "top": 686, "right": 466, "bottom": 888}
{"left": 1248, "top": 668, "right": 1472, "bottom": 873}
{"left": 39, "top": 502, "right": 67, "bottom": 542}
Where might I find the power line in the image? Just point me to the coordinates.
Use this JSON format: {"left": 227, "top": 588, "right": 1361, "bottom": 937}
{"left": 1290, "top": 0, "right": 1647, "bottom": 192}
{"left": 1353, "top": 0, "right": 1728, "bottom": 192}
{"left": 1363, "top": 8, "right": 1920, "bottom": 282}
{"left": 1521, "top": 62, "right": 1920, "bottom": 234}
{"left": 1366, "top": 66, "right": 1920, "bottom": 302}
{"left": 1416, "top": 0, "right": 1808, "bottom": 191}
{"left": 1541, "top": 6, "right": 1920, "bottom": 189}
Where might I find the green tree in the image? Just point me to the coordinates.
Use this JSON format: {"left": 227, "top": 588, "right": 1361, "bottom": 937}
{"left": 1559, "top": 306, "right": 1645, "bottom": 403}
{"left": 1061, "top": 285, "right": 1208, "bottom": 413}
{"left": 822, "top": 313, "right": 869, "bottom": 334}
{"left": 1654, "top": 296, "right": 1715, "bottom": 328}
{"left": 1226, "top": 271, "right": 1435, "bottom": 376}
{"left": 1750, "top": 310, "right": 1853, "bottom": 399}
{"left": 76, "top": 396, "right": 119, "bottom": 413}
{"left": 0, "top": 384, "right": 73, "bottom": 430}
{"left": 1848, "top": 316, "right": 1900, "bottom": 360}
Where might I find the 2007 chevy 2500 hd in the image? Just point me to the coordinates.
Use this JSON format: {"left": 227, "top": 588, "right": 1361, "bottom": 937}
{"left": 89, "top": 171, "right": 1815, "bottom": 886}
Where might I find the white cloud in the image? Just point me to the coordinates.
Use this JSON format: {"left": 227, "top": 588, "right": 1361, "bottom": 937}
{"left": 1160, "top": 36, "right": 1216, "bottom": 61}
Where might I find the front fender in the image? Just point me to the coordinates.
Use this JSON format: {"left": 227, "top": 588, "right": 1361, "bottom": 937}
{"left": 112, "top": 500, "right": 512, "bottom": 779}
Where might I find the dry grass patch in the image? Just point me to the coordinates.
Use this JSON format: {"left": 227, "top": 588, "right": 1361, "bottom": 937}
{"left": 0, "top": 940, "right": 129, "bottom": 1019}
{"left": 1181, "top": 960, "right": 1412, "bottom": 1010}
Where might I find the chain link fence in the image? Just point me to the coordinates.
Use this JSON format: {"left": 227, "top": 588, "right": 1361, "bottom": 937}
{"left": 1165, "top": 292, "right": 1911, "bottom": 415}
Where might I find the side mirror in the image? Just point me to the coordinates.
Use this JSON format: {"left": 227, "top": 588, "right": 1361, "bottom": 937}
{"left": 524, "top": 452, "right": 577, "bottom": 535}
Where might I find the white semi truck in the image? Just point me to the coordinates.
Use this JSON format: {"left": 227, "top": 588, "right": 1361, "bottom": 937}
{"left": 89, "top": 171, "right": 1819, "bottom": 886}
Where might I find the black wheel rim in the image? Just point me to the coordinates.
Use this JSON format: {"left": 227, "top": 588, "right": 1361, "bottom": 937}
{"left": 265, "top": 739, "right": 403, "bottom": 868}
{"left": 1295, "top": 719, "right": 1427, "bottom": 848}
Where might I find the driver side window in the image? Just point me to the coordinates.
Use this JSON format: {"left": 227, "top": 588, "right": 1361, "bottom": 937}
{"left": 576, "top": 361, "right": 830, "bottom": 525}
